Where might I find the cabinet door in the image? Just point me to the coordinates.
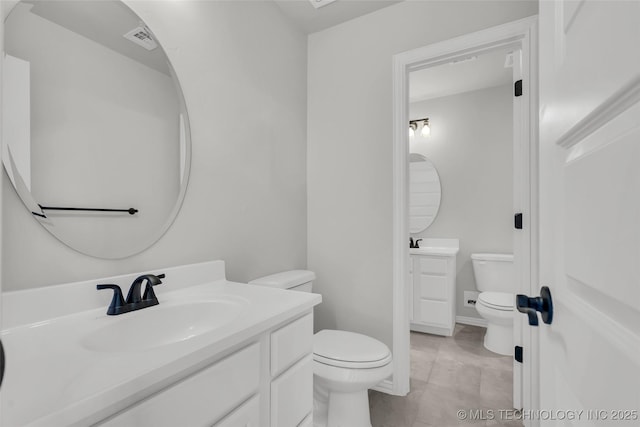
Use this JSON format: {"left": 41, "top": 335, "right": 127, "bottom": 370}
{"left": 270, "top": 355, "right": 312, "bottom": 427}
{"left": 271, "top": 313, "right": 313, "bottom": 377}
{"left": 418, "top": 275, "right": 448, "bottom": 301}
{"left": 412, "top": 255, "right": 455, "bottom": 335}
{"left": 417, "top": 299, "right": 450, "bottom": 327}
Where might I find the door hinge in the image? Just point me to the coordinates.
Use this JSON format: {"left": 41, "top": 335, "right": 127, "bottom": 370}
{"left": 514, "top": 80, "right": 523, "bottom": 97}
{"left": 514, "top": 213, "right": 523, "bottom": 229}
{"left": 515, "top": 346, "right": 523, "bottom": 363}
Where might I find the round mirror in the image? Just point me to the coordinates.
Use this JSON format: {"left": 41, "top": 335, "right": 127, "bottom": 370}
{"left": 3, "top": 0, "right": 191, "bottom": 259}
{"left": 409, "top": 153, "right": 441, "bottom": 233}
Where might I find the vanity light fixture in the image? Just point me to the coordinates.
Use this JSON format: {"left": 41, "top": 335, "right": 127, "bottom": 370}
{"left": 409, "top": 118, "right": 430, "bottom": 138}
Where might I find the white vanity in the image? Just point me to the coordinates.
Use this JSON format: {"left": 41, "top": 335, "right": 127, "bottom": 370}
{"left": 1, "top": 261, "right": 321, "bottom": 427}
{"left": 409, "top": 239, "right": 459, "bottom": 336}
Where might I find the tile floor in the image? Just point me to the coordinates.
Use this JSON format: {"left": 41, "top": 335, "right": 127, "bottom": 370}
{"left": 369, "top": 325, "right": 523, "bottom": 427}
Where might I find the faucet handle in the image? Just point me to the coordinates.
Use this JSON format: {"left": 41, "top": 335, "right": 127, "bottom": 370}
{"left": 142, "top": 273, "right": 164, "bottom": 304}
{"left": 97, "top": 284, "right": 125, "bottom": 316}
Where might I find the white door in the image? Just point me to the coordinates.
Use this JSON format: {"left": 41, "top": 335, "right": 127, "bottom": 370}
{"left": 536, "top": 0, "right": 640, "bottom": 425}
{"left": 0, "top": 0, "right": 6, "bottom": 396}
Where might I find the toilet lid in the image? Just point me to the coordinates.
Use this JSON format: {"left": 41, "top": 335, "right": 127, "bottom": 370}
{"left": 478, "top": 292, "right": 514, "bottom": 311}
{"left": 313, "top": 330, "right": 392, "bottom": 369}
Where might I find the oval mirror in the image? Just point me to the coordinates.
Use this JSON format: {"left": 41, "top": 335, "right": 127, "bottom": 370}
{"left": 3, "top": 0, "right": 191, "bottom": 259}
{"left": 409, "top": 153, "right": 441, "bottom": 233}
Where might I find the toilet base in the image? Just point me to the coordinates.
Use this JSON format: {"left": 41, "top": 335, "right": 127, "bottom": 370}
{"left": 313, "top": 381, "right": 372, "bottom": 427}
{"left": 483, "top": 323, "right": 513, "bottom": 356}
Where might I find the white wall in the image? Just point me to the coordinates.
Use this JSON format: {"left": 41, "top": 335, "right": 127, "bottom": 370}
{"left": 2, "top": 0, "right": 308, "bottom": 291}
{"left": 410, "top": 84, "right": 514, "bottom": 319}
{"left": 308, "top": 1, "right": 537, "bottom": 348}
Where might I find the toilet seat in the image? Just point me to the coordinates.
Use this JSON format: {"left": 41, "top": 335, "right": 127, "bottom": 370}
{"left": 313, "top": 330, "right": 392, "bottom": 369}
{"left": 477, "top": 292, "right": 513, "bottom": 311}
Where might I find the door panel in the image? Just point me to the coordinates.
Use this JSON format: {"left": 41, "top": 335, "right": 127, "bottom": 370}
{"left": 540, "top": 0, "right": 639, "bottom": 144}
{"left": 564, "top": 122, "right": 640, "bottom": 309}
{"left": 543, "top": 102, "right": 640, "bottom": 419}
{"left": 538, "top": 0, "right": 640, "bottom": 425}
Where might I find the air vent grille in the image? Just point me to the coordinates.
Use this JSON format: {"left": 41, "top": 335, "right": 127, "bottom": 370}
{"left": 123, "top": 26, "right": 157, "bottom": 51}
{"left": 309, "top": 0, "right": 338, "bottom": 9}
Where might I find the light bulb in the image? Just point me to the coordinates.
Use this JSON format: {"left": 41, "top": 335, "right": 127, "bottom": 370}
{"left": 409, "top": 122, "right": 417, "bottom": 138}
{"left": 421, "top": 121, "right": 431, "bottom": 137}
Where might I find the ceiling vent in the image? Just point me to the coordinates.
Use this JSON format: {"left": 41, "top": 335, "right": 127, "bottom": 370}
{"left": 309, "top": 0, "right": 338, "bottom": 9}
{"left": 123, "top": 25, "right": 158, "bottom": 51}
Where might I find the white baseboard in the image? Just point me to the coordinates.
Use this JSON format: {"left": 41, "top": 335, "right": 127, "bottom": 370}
{"left": 371, "top": 379, "right": 394, "bottom": 395}
{"left": 456, "top": 316, "right": 488, "bottom": 328}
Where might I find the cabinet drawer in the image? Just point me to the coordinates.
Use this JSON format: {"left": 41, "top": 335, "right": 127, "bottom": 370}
{"left": 271, "top": 355, "right": 313, "bottom": 427}
{"left": 271, "top": 313, "right": 313, "bottom": 377}
{"left": 417, "top": 300, "right": 450, "bottom": 327}
{"left": 214, "top": 395, "right": 260, "bottom": 427}
{"left": 100, "top": 343, "right": 260, "bottom": 427}
{"left": 419, "top": 275, "right": 448, "bottom": 301}
{"left": 419, "top": 257, "right": 448, "bottom": 275}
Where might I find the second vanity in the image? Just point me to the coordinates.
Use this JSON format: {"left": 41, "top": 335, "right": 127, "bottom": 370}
{"left": 1, "top": 261, "right": 321, "bottom": 427}
{"left": 409, "top": 238, "right": 459, "bottom": 336}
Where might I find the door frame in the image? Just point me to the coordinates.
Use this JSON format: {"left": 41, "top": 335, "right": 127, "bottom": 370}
{"left": 389, "top": 15, "right": 539, "bottom": 417}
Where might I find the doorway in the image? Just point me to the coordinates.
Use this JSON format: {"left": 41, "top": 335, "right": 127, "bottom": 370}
{"left": 389, "top": 16, "right": 538, "bottom": 423}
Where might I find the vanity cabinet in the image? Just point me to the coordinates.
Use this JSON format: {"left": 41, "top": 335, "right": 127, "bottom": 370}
{"left": 98, "top": 312, "right": 314, "bottom": 427}
{"left": 410, "top": 249, "right": 457, "bottom": 336}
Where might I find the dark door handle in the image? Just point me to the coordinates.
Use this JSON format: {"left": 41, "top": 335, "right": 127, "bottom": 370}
{"left": 0, "top": 338, "right": 5, "bottom": 388}
{"left": 516, "top": 286, "right": 553, "bottom": 326}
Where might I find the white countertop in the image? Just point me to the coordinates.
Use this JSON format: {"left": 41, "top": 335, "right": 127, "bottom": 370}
{"left": 0, "top": 261, "right": 321, "bottom": 427}
{"left": 409, "top": 246, "right": 459, "bottom": 256}
{"left": 409, "top": 238, "right": 460, "bottom": 256}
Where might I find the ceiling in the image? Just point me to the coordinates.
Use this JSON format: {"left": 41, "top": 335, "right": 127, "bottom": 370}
{"left": 17, "top": 0, "right": 403, "bottom": 74}
{"left": 410, "top": 48, "right": 514, "bottom": 103}
{"left": 273, "top": 0, "right": 403, "bottom": 34}
{"left": 22, "top": 0, "right": 170, "bottom": 75}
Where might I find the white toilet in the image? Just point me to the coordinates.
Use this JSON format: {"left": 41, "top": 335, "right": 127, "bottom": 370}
{"left": 471, "top": 253, "right": 515, "bottom": 356}
{"left": 249, "top": 270, "right": 392, "bottom": 427}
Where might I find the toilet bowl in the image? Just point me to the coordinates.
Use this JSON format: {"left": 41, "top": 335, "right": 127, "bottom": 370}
{"left": 249, "top": 271, "right": 392, "bottom": 427}
{"left": 313, "top": 330, "right": 392, "bottom": 427}
{"left": 471, "top": 254, "right": 515, "bottom": 356}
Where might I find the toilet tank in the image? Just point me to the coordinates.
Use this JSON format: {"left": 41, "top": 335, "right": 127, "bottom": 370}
{"left": 248, "top": 270, "right": 315, "bottom": 293}
{"left": 471, "top": 253, "right": 514, "bottom": 293}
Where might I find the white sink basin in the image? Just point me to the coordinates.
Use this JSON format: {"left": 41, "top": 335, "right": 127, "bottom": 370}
{"left": 82, "top": 298, "right": 246, "bottom": 352}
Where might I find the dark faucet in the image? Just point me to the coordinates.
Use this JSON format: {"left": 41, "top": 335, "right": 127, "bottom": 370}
{"left": 410, "top": 237, "right": 414, "bottom": 248}
{"left": 127, "top": 274, "right": 165, "bottom": 305}
{"left": 414, "top": 238, "right": 422, "bottom": 249}
{"left": 97, "top": 273, "right": 165, "bottom": 315}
